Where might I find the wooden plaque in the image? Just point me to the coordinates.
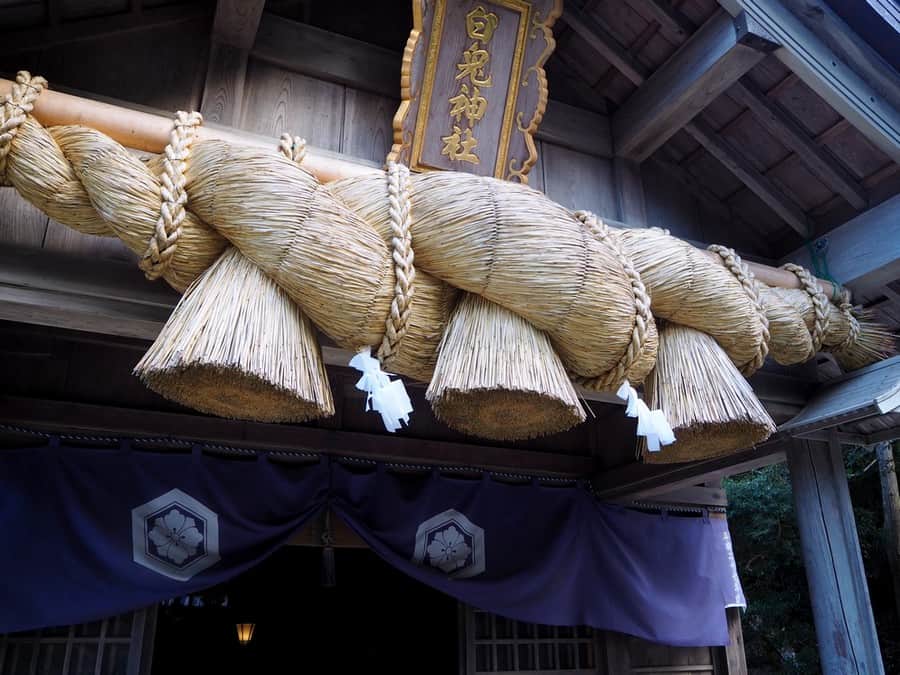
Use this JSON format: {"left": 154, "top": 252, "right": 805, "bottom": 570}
{"left": 388, "top": 0, "right": 562, "bottom": 183}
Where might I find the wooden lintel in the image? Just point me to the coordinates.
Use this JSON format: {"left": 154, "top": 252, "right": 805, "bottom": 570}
{"left": 0, "top": 395, "right": 596, "bottom": 478}
{"left": 781, "top": 193, "right": 900, "bottom": 300}
{"left": 611, "top": 9, "right": 778, "bottom": 161}
{"left": 685, "top": 117, "right": 811, "bottom": 237}
{"left": 728, "top": 78, "right": 868, "bottom": 210}
{"left": 591, "top": 438, "right": 790, "bottom": 500}
{"left": 718, "top": 0, "right": 900, "bottom": 164}
{"left": 0, "top": 3, "right": 213, "bottom": 53}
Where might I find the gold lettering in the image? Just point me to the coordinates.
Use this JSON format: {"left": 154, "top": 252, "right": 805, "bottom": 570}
{"left": 449, "top": 83, "right": 488, "bottom": 123}
{"left": 466, "top": 6, "right": 499, "bottom": 43}
{"left": 441, "top": 125, "right": 480, "bottom": 164}
{"left": 455, "top": 42, "right": 493, "bottom": 87}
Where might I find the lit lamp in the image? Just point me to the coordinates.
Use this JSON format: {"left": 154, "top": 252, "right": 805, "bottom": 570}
{"left": 235, "top": 623, "right": 255, "bottom": 646}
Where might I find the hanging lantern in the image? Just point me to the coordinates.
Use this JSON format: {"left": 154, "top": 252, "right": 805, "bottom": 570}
{"left": 235, "top": 623, "right": 256, "bottom": 646}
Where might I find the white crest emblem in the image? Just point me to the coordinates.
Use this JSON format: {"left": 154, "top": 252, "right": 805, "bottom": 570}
{"left": 413, "top": 509, "right": 485, "bottom": 578}
{"left": 132, "top": 489, "right": 220, "bottom": 581}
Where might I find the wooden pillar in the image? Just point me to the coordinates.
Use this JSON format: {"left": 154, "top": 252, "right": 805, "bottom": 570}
{"left": 874, "top": 441, "right": 900, "bottom": 620}
{"left": 787, "top": 436, "right": 885, "bottom": 674}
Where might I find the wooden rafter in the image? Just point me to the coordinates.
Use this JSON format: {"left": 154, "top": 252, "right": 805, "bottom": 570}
{"left": 611, "top": 9, "right": 779, "bottom": 161}
{"left": 629, "top": 2, "right": 872, "bottom": 213}
{"left": 719, "top": 0, "right": 900, "bottom": 164}
{"left": 632, "top": 0, "right": 693, "bottom": 44}
{"left": 564, "top": 6, "right": 812, "bottom": 237}
{"left": 1, "top": 3, "right": 211, "bottom": 53}
{"left": 727, "top": 78, "right": 868, "bottom": 210}
{"left": 685, "top": 118, "right": 811, "bottom": 237}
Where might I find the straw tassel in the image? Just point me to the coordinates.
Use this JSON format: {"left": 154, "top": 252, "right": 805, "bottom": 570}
{"left": 427, "top": 294, "right": 585, "bottom": 440}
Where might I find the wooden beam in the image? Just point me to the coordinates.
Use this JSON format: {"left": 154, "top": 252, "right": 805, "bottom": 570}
{"left": 719, "top": 0, "right": 900, "bottom": 164}
{"left": 787, "top": 436, "right": 884, "bottom": 674}
{"left": 0, "top": 3, "right": 213, "bottom": 53}
{"left": 781, "top": 192, "right": 900, "bottom": 298}
{"left": 210, "top": 0, "right": 265, "bottom": 50}
{"left": 611, "top": 9, "right": 779, "bottom": 161}
{"left": 685, "top": 117, "right": 811, "bottom": 237}
{"left": 0, "top": 395, "right": 596, "bottom": 478}
{"left": 200, "top": 1, "right": 265, "bottom": 127}
{"left": 728, "top": 78, "right": 868, "bottom": 210}
{"left": 251, "top": 12, "right": 613, "bottom": 157}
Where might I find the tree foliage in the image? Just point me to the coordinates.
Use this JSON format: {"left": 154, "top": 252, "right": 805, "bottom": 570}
{"left": 725, "top": 444, "right": 899, "bottom": 674}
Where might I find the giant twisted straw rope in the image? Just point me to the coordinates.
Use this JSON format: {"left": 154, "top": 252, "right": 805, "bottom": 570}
{"left": 0, "top": 71, "right": 885, "bottom": 388}
{"left": 707, "top": 244, "right": 770, "bottom": 375}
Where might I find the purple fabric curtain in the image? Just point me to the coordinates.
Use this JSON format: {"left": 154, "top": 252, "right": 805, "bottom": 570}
{"left": 0, "top": 438, "right": 743, "bottom": 645}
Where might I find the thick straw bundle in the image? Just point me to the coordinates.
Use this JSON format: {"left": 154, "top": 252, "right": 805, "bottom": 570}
{"left": 613, "top": 228, "right": 768, "bottom": 374}
{"left": 642, "top": 322, "right": 776, "bottom": 463}
{"left": 135, "top": 247, "right": 334, "bottom": 422}
{"left": 759, "top": 286, "right": 814, "bottom": 365}
{"left": 426, "top": 293, "right": 586, "bottom": 440}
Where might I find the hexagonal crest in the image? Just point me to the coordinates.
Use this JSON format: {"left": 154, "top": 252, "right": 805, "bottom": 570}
{"left": 131, "top": 489, "right": 220, "bottom": 582}
{"left": 413, "top": 509, "right": 485, "bottom": 579}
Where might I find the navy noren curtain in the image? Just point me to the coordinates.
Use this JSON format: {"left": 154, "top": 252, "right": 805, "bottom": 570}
{"left": 0, "top": 438, "right": 743, "bottom": 646}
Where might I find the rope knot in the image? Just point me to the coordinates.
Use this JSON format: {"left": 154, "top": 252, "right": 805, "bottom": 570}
{"left": 0, "top": 71, "right": 48, "bottom": 185}
{"left": 138, "top": 110, "right": 203, "bottom": 281}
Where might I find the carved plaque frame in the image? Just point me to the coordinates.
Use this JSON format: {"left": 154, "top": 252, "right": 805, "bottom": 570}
{"left": 388, "top": 0, "right": 562, "bottom": 184}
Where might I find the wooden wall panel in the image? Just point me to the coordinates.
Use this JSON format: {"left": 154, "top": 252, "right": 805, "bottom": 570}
{"left": 0, "top": 187, "right": 48, "bottom": 247}
{"left": 542, "top": 143, "right": 617, "bottom": 218}
{"left": 240, "top": 59, "right": 344, "bottom": 151}
{"left": 31, "top": 19, "right": 210, "bottom": 111}
{"left": 341, "top": 88, "right": 393, "bottom": 164}
{"left": 642, "top": 161, "right": 703, "bottom": 240}
{"left": 42, "top": 220, "right": 136, "bottom": 263}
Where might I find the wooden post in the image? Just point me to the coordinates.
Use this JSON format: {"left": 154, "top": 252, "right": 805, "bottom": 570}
{"left": 787, "top": 436, "right": 885, "bottom": 674}
{"left": 875, "top": 441, "right": 900, "bottom": 620}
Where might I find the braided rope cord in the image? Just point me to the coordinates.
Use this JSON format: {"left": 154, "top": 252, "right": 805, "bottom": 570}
{"left": 833, "top": 288, "right": 861, "bottom": 354}
{"left": 0, "top": 71, "right": 48, "bottom": 185}
{"left": 781, "top": 262, "right": 831, "bottom": 357}
{"left": 278, "top": 132, "right": 308, "bottom": 165}
{"left": 138, "top": 110, "right": 203, "bottom": 281}
{"left": 574, "top": 211, "right": 652, "bottom": 390}
{"left": 377, "top": 161, "right": 416, "bottom": 364}
{"left": 707, "top": 244, "right": 770, "bottom": 375}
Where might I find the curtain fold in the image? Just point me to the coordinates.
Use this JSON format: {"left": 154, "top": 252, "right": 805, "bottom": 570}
{"left": 0, "top": 438, "right": 743, "bottom": 646}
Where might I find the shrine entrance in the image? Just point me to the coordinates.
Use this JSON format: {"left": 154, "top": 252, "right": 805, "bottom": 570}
{"left": 150, "top": 546, "right": 459, "bottom": 675}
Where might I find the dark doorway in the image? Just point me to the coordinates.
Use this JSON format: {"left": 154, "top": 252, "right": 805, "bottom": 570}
{"left": 152, "top": 546, "right": 460, "bottom": 674}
